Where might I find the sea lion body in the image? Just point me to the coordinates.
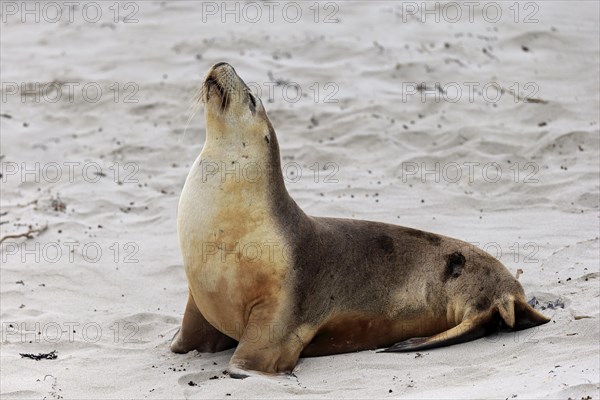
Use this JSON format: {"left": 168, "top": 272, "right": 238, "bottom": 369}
{"left": 171, "top": 63, "right": 550, "bottom": 377}
{"left": 177, "top": 146, "right": 292, "bottom": 344}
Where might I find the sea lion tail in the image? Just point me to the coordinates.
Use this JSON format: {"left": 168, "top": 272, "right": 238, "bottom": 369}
{"left": 496, "top": 294, "right": 551, "bottom": 330}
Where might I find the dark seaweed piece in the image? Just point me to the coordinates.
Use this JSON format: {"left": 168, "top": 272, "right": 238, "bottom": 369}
{"left": 19, "top": 350, "right": 57, "bottom": 360}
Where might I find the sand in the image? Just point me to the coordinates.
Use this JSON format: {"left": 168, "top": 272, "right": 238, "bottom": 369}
{"left": 1, "top": 1, "right": 598, "bottom": 398}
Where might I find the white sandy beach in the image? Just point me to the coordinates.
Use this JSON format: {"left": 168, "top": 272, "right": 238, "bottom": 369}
{"left": 1, "top": 1, "right": 599, "bottom": 399}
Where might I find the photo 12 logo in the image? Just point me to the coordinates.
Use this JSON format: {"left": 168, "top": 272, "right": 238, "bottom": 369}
{"left": 401, "top": 162, "right": 540, "bottom": 184}
{"left": 401, "top": 82, "right": 542, "bottom": 104}
{"left": 1, "top": 240, "right": 140, "bottom": 265}
{"left": 399, "top": 2, "right": 540, "bottom": 24}
{"left": 2, "top": 321, "right": 140, "bottom": 344}
{"left": 199, "top": 161, "right": 339, "bottom": 184}
{"left": 248, "top": 81, "right": 339, "bottom": 104}
{"left": 1, "top": 161, "right": 139, "bottom": 185}
{"left": 199, "top": 1, "right": 340, "bottom": 23}
{"left": 1, "top": 2, "right": 140, "bottom": 24}
{"left": 1, "top": 81, "right": 139, "bottom": 104}
{"left": 209, "top": 79, "right": 340, "bottom": 104}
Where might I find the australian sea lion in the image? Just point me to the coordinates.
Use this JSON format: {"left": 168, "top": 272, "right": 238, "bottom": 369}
{"left": 171, "top": 62, "right": 550, "bottom": 378}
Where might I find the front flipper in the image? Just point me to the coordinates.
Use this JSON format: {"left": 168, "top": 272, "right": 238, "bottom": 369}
{"left": 228, "top": 306, "right": 315, "bottom": 378}
{"left": 379, "top": 316, "right": 494, "bottom": 353}
{"left": 171, "top": 291, "right": 237, "bottom": 354}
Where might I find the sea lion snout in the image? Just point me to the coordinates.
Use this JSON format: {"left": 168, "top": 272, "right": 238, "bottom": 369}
{"left": 204, "top": 63, "right": 237, "bottom": 103}
{"left": 211, "top": 61, "right": 232, "bottom": 71}
{"left": 203, "top": 62, "right": 260, "bottom": 117}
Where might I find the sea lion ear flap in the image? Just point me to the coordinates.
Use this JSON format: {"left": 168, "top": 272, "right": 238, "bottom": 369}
{"left": 513, "top": 298, "right": 551, "bottom": 330}
{"left": 497, "top": 295, "right": 516, "bottom": 328}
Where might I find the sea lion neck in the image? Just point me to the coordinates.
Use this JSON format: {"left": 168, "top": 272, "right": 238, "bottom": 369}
{"left": 200, "top": 120, "right": 297, "bottom": 213}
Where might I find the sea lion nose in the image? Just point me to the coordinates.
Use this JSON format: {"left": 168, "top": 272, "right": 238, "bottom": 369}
{"left": 212, "top": 61, "right": 232, "bottom": 71}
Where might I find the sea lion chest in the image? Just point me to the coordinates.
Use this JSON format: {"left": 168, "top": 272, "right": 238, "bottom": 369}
{"left": 177, "top": 150, "right": 289, "bottom": 337}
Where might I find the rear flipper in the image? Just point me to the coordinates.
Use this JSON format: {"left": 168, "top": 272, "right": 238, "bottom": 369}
{"left": 379, "top": 316, "right": 495, "bottom": 352}
{"left": 380, "top": 296, "right": 550, "bottom": 353}
{"left": 509, "top": 296, "right": 551, "bottom": 330}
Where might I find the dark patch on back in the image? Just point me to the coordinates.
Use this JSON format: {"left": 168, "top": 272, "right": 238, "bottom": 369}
{"left": 405, "top": 228, "right": 441, "bottom": 246}
{"left": 375, "top": 235, "right": 395, "bottom": 254}
{"left": 444, "top": 251, "right": 466, "bottom": 281}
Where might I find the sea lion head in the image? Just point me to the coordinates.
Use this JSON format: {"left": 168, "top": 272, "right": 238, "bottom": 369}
{"left": 202, "top": 62, "right": 273, "bottom": 145}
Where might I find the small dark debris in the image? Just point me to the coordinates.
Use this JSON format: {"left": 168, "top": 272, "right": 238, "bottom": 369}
{"left": 543, "top": 299, "right": 565, "bottom": 310}
{"left": 521, "top": 45, "right": 530, "bottom": 52}
{"left": 188, "top": 380, "right": 197, "bottom": 386}
{"left": 16, "top": 280, "right": 24, "bottom": 285}
{"left": 528, "top": 297, "right": 539, "bottom": 307}
{"left": 209, "top": 375, "right": 219, "bottom": 380}
{"left": 266, "top": 71, "right": 290, "bottom": 86}
{"left": 51, "top": 196, "right": 66, "bottom": 212}
{"left": 20, "top": 350, "right": 57, "bottom": 360}
{"left": 0, "top": 113, "right": 12, "bottom": 119}
{"left": 538, "top": 122, "right": 547, "bottom": 127}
